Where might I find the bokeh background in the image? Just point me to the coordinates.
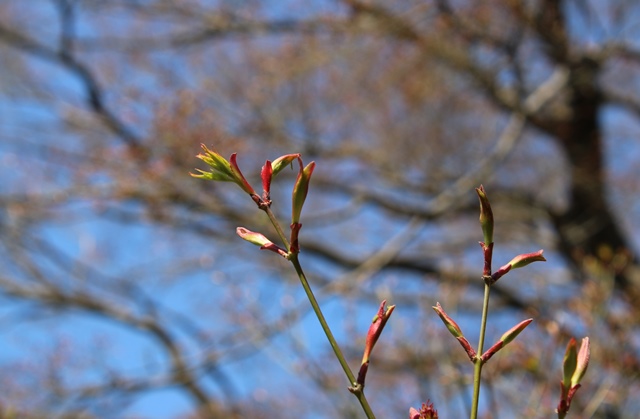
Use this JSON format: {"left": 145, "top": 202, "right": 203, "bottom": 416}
{"left": 0, "top": 1, "right": 639, "bottom": 418}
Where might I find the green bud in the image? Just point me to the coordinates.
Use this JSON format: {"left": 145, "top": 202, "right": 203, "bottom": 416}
{"left": 499, "top": 318, "right": 533, "bottom": 345}
{"left": 508, "top": 250, "right": 546, "bottom": 269}
{"left": 291, "top": 159, "right": 315, "bottom": 224}
{"left": 192, "top": 145, "right": 256, "bottom": 195}
{"left": 193, "top": 144, "right": 235, "bottom": 181}
{"left": 571, "top": 337, "right": 590, "bottom": 387}
{"left": 475, "top": 185, "right": 494, "bottom": 245}
{"left": 562, "top": 338, "right": 578, "bottom": 390}
{"left": 271, "top": 154, "right": 301, "bottom": 177}
{"left": 236, "top": 227, "right": 272, "bottom": 247}
{"left": 432, "top": 302, "right": 463, "bottom": 338}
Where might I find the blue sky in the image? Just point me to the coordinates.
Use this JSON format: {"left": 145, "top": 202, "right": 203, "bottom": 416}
{"left": 1, "top": 1, "right": 639, "bottom": 418}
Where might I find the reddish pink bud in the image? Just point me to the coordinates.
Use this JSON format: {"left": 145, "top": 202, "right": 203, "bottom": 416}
{"left": 358, "top": 300, "right": 395, "bottom": 387}
{"left": 361, "top": 300, "right": 395, "bottom": 364}
{"left": 409, "top": 400, "right": 438, "bottom": 419}
{"left": 491, "top": 250, "right": 546, "bottom": 283}
{"left": 236, "top": 227, "right": 288, "bottom": 258}
{"left": 261, "top": 160, "right": 273, "bottom": 203}
{"left": 557, "top": 336, "right": 590, "bottom": 416}
{"left": 229, "top": 153, "right": 256, "bottom": 195}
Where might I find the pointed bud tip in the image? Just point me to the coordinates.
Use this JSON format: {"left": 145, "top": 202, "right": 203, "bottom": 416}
{"left": 291, "top": 159, "right": 316, "bottom": 224}
{"left": 361, "top": 300, "right": 395, "bottom": 366}
{"left": 433, "top": 302, "right": 463, "bottom": 338}
{"left": 271, "top": 153, "right": 301, "bottom": 177}
{"left": 508, "top": 249, "right": 546, "bottom": 269}
{"left": 228, "top": 153, "right": 256, "bottom": 195}
{"left": 571, "top": 337, "right": 590, "bottom": 387}
{"left": 475, "top": 185, "right": 494, "bottom": 244}
{"left": 497, "top": 318, "right": 533, "bottom": 348}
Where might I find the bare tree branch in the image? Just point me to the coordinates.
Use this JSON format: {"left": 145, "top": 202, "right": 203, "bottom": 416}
{"left": 0, "top": 22, "right": 143, "bottom": 151}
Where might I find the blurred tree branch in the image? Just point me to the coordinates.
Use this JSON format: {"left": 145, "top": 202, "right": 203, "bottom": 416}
{"left": 0, "top": 0, "right": 638, "bottom": 417}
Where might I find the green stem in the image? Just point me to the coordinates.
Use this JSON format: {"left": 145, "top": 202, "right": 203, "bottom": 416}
{"left": 290, "top": 255, "right": 376, "bottom": 419}
{"left": 263, "top": 207, "right": 291, "bottom": 252}
{"left": 261, "top": 206, "right": 375, "bottom": 418}
{"left": 471, "top": 282, "right": 492, "bottom": 419}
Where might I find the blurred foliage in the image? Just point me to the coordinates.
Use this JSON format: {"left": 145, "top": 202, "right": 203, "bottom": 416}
{"left": 0, "top": 0, "right": 639, "bottom": 417}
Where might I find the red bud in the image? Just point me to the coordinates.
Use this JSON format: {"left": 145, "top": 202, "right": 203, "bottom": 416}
{"left": 409, "top": 401, "right": 438, "bottom": 419}
{"left": 229, "top": 153, "right": 256, "bottom": 195}
{"left": 357, "top": 300, "right": 395, "bottom": 387}
{"left": 261, "top": 160, "right": 273, "bottom": 203}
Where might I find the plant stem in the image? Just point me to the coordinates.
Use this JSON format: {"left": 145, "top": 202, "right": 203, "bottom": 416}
{"left": 290, "top": 255, "right": 376, "bottom": 419}
{"left": 471, "top": 282, "right": 492, "bottom": 419}
{"left": 262, "top": 206, "right": 375, "bottom": 418}
{"left": 263, "top": 206, "right": 291, "bottom": 252}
